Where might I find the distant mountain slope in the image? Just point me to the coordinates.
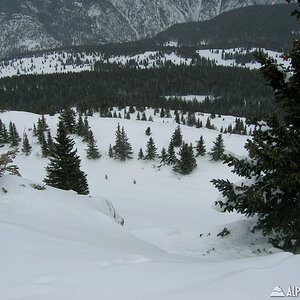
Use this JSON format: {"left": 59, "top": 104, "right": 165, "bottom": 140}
{"left": 155, "top": 3, "right": 300, "bottom": 50}
{"left": 0, "top": 0, "right": 280, "bottom": 59}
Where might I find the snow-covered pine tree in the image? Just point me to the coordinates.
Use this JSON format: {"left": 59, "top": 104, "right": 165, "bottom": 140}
{"left": 112, "top": 124, "right": 133, "bottom": 161}
{"left": 138, "top": 148, "right": 144, "bottom": 160}
{"left": 166, "top": 141, "right": 177, "bottom": 165}
{"left": 82, "top": 116, "right": 90, "bottom": 142}
{"left": 212, "top": 1, "right": 300, "bottom": 252}
{"left": 76, "top": 114, "right": 85, "bottom": 137}
{"left": 108, "top": 143, "right": 114, "bottom": 158}
{"left": 40, "top": 132, "right": 49, "bottom": 158}
{"left": 59, "top": 108, "right": 76, "bottom": 134}
{"left": 195, "top": 135, "right": 206, "bottom": 157}
{"left": 173, "top": 143, "right": 197, "bottom": 175}
{"left": 8, "top": 122, "right": 20, "bottom": 147}
{"left": 47, "top": 131, "right": 54, "bottom": 156}
{"left": 145, "top": 127, "right": 151, "bottom": 136}
{"left": 160, "top": 147, "right": 167, "bottom": 164}
{"left": 171, "top": 125, "right": 183, "bottom": 147}
{"left": 21, "top": 133, "right": 31, "bottom": 155}
{"left": 86, "top": 130, "right": 101, "bottom": 159}
{"left": 209, "top": 134, "right": 225, "bottom": 161}
{"left": 145, "top": 137, "right": 157, "bottom": 160}
{"left": 44, "top": 121, "right": 89, "bottom": 195}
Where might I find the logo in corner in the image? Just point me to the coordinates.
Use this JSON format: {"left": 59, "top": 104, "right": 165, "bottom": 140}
{"left": 270, "top": 285, "right": 286, "bottom": 297}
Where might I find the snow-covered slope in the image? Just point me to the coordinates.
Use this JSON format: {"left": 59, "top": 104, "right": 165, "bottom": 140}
{"left": 0, "top": 109, "right": 299, "bottom": 299}
{"left": 0, "top": 48, "right": 287, "bottom": 78}
{"left": 0, "top": 0, "right": 280, "bottom": 59}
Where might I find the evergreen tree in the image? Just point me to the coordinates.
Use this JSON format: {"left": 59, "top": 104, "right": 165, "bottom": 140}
{"left": 175, "top": 111, "right": 181, "bottom": 124}
{"left": 138, "top": 148, "right": 144, "bottom": 160}
{"left": 209, "top": 134, "right": 225, "bottom": 161}
{"left": 145, "top": 137, "right": 157, "bottom": 160}
{"left": 47, "top": 131, "right": 54, "bottom": 156}
{"left": 187, "top": 112, "right": 196, "bottom": 127}
{"left": 166, "top": 141, "right": 177, "bottom": 165}
{"left": 44, "top": 121, "right": 89, "bottom": 195}
{"left": 206, "top": 117, "right": 213, "bottom": 129}
{"left": 0, "top": 122, "right": 8, "bottom": 145}
{"left": 8, "top": 122, "right": 20, "bottom": 147}
{"left": 171, "top": 125, "right": 183, "bottom": 147}
{"left": 82, "top": 116, "right": 90, "bottom": 142}
{"left": 112, "top": 124, "right": 133, "bottom": 161}
{"left": 141, "top": 112, "right": 147, "bottom": 121}
{"left": 129, "top": 105, "right": 135, "bottom": 113}
{"left": 212, "top": 2, "right": 300, "bottom": 252}
{"left": 32, "top": 123, "right": 37, "bottom": 137}
{"left": 160, "top": 147, "right": 167, "bottom": 164}
{"left": 195, "top": 135, "right": 206, "bottom": 157}
{"left": 136, "top": 112, "right": 141, "bottom": 120}
{"left": 145, "top": 127, "right": 151, "bottom": 136}
{"left": 173, "top": 143, "right": 197, "bottom": 175}
{"left": 21, "top": 133, "right": 31, "bottom": 155}
{"left": 40, "top": 132, "right": 49, "bottom": 158}
{"left": 76, "top": 114, "right": 85, "bottom": 137}
{"left": 86, "top": 130, "right": 101, "bottom": 159}
{"left": 60, "top": 108, "right": 76, "bottom": 134}
{"left": 108, "top": 143, "right": 114, "bottom": 158}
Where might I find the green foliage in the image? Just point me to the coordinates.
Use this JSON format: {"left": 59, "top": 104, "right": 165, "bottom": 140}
{"left": 173, "top": 143, "right": 197, "bottom": 175}
{"left": 195, "top": 135, "right": 206, "bottom": 157}
{"left": 86, "top": 130, "right": 101, "bottom": 159}
{"left": 59, "top": 108, "right": 76, "bottom": 134}
{"left": 0, "top": 60, "right": 275, "bottom": 118}
{"left": 138, "top": 148, "right": 144, "bottom": 160}
{"left": 166, "top": 141, "right": 177, "bottom": 165}
{"left": 8, "top": 121, "right": 20, "bottom": 147}
{"left": 21, "top": 133, "right": 31, "bottom": 155}
{"left": 145, "top": 127, "right": 151, "bottom": 136}
{"left": 44, "top": 121, "right": 89, "bottom": 195}
{"left": 212, "top": 6, "right": 300, "bottom": 252}
{"left": 112, "top": 124, "right": 133, "bottom": 161}
{"left": 171, "top": 125, "right": 183, "bottom": 147}
{"left": 160, "top": 147, "right": 167, "bottom": 164}
{"left": 145, "top": 137, "right": 157, "bottom": 160}
{"left": 209, "top": 134, "right": 225, "bottom": 161}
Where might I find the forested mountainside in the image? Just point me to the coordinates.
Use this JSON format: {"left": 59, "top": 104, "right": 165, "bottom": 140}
{"left": 155, "top": 3, "right": 300, "bottom": 50}
{"left": 0, "top": 0, "right": 280, "bottom": 59}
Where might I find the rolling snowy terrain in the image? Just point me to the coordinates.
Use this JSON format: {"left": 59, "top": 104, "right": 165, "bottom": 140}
{"left": 0, "top": 109, "right": 299, "bottom": 299}
{"left": 0, "top": 48, "right": 289, "bottom": 78}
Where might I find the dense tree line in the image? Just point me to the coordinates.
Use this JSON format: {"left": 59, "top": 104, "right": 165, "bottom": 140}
{"left": 0, "top": 61, "right": 276, "bottom": 118}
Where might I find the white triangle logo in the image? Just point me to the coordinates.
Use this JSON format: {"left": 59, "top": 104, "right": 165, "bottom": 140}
{"left": 270, "top": 285, "right": 285, "bottom": 297}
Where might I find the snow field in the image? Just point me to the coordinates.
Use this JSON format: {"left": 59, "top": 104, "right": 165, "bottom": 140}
{"left": 0, "top": 109, "right": 298, "bottom": 299}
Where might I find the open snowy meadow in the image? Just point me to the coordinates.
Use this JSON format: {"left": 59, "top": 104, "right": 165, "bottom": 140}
{"left": 0, "top": 109, "right": 299, "bottom": 300}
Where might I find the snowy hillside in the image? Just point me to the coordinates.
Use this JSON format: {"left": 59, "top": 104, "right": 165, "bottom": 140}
{"left": 0, "top": 109, "right": 299, "bottom": 299}
{"left": 0, "top": 48, "right": 288, "bottom": 78}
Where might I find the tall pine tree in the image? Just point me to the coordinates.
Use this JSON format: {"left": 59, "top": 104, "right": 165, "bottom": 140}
{"left": 145, "top": 137, "right": 157, "bottom": 160}
{"left": 44, "top": 121, "right": 89, "bottom": 195}
{"left": 212, "top": 1, "right": 300, "bottom": 252}
{"left": 173, "top": 143, "right": 197, "bottom": 175}
{"left": 112, "top": 124, "right": 133, "bottom": 161}
{"left": 209, "top": 134, "right": 225, "bottom": 161}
